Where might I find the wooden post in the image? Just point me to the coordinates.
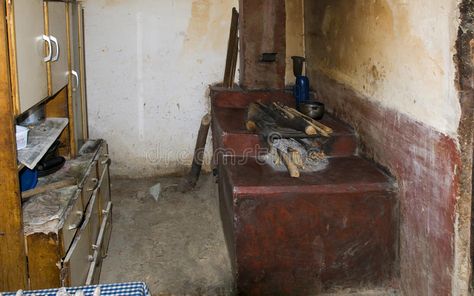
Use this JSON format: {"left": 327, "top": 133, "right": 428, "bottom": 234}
{"left": 179, "top": 114, "right": 211, "bottom": 192}
{"left": 0, "top": 0, "right": 28, "bottom": 290}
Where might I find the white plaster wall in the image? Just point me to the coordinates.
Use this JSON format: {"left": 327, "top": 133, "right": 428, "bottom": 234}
{"left": 305, "top": 0, "right": 462, "bottom": 135}
{"left": 83, "top": 0, "right": 238, "bottom": 177}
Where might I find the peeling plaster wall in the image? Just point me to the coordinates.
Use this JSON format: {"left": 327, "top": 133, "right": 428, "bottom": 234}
{"left": 305, "top": 0, "right": 461, "bottom": 135}
{"left": 83, "top": 0, "right": 238, "bottom": 177}
{"left": 305, "top": 0, "right": 470, "bottom": 294}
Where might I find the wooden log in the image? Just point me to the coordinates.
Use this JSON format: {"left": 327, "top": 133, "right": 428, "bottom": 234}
{"left": 22, "top": 178, "right": 77, "bottom": 200}
{"left": 255, "top": 102, "right": 317, "bottom": 136}
{"left": 246, "top": 102, "right": 275, "bottom": 132}
{"left": 245, "top": 102, "right": 261, "bottom": 131}
{"left": 179, "top": 113, "right": 211, "bottom": 192}
{"left": 277, "top": 148, "right": 300, "bottom": 178}
{"left": 246, "top": 120, "right": 257, "bottom": 132}
{"left": 282, "top": 105, "right": 333, "bottom": 135}
{"left": 272, "top": 104, "right": 317, "bottom": 136}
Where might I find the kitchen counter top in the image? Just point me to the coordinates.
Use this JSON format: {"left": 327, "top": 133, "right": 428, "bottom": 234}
{"left": 23, "top": 186, "right": 80, "bottom": 236}
{"left": 22, "top": 139, "right": 103, "bottom": 236}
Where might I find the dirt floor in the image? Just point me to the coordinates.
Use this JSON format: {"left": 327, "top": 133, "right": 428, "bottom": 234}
{"left": 100, "top": 174, "right": 233, "bottom": 295}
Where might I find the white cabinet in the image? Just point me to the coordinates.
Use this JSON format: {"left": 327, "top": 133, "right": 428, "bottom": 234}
{"left": 47, "top": 1, "right": 69, "bottom": 96}
{"left": 10, "top": 0, "right": 49, "bottom": 113}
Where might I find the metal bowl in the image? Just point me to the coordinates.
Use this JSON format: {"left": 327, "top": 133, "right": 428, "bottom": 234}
{"left": 299, "top": 102, "right": 325, "bottom": 120}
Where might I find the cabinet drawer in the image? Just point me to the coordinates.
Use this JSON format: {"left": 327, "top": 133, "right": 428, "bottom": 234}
{"left": 61, "top": 190, "right": 83, "bottom": 251}
{"left": 96, "top": 142, "right": 110, "bottom": 176}
{"left": 80, "top": 160, "right": 98, "bottom": 207}
{"left": 62, "top": 193, "right": 97, "bottom": 286}
{"left": 89, "top": 188, "right": 100, "bottom": 251}
{"left": 101, "top": 203, "right": 112, "bottom": 259}
{"left": 98, "top": 161, "right": 111, "bottom": 221}
{"left": 86, "top": 201, "right": 112, "bottom": 285}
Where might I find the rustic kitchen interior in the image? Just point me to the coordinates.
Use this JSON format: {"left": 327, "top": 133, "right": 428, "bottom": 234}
{"left": 1, "top": 0, "right": 474, "bottom": 295}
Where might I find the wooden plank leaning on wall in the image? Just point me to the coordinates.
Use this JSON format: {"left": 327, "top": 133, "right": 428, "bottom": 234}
{"left": 0, "top": 0, "right": 28, "bottom": 291}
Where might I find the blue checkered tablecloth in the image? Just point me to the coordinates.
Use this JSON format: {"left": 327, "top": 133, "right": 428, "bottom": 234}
{"left": 1, "top": 282, "right": 150, "bottom": 296}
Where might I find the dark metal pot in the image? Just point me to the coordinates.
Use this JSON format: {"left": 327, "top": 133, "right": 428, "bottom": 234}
{"left": 299, "top": 102, "right": 325, "bottom": 120}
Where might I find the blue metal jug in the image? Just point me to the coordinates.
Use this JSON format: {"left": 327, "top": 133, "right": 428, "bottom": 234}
{"left": 293, "top": 75, "right": 310, "bottom": 107}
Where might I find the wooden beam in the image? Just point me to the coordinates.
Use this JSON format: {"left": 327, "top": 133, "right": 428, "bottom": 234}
{"left": 223, "top": 8, "right": 239, "bottom": 88}
{"left": 0, "top": 0, "right": 28, "bottom": 290}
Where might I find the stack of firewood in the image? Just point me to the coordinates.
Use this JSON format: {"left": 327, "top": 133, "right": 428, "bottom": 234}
{"left": 246, "top": 102, "right": 333, "bottom": 178}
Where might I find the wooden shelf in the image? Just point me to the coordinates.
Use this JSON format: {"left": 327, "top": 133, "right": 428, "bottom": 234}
{"left": 17, "top": 118, "right": 68, "bottom": 170}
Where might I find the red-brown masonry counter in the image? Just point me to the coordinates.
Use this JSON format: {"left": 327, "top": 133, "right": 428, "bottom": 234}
{"left": 211, "top": 88, "right": 399, "bottom": 295}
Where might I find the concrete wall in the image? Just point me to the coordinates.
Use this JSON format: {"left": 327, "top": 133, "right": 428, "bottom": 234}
{"left": 83, "top": 0, "right": 238, "bottom": 177}
{"left": 305, "top": 0, "right": 461, "bottom": 135}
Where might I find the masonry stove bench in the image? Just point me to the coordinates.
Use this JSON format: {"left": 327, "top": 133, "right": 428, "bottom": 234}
{"left": 211, "top": 88, "right": 399, "bottom": 295}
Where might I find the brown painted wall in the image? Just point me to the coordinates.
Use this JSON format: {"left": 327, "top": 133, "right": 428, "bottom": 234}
{"left": 304, "top": 0, "right": 472, "bottom": 294}
{"left": 239, "top": 0, "right": 286, "bottom": 89}
{"left": 313, "top": 74, "right": 460, "bottom": 294}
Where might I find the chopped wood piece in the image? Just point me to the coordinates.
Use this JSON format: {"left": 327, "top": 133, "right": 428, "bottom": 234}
{"left": 288, "top": 147, "right": 304, "bottom": 168}
{"left": 257, "top": 102, "right": 317, "bottom": 135}
{"left": 246, "top": 102, "right": 277, "bottom": 132}
{"left": 294, "top": 138, "right": 326, "bottom": 160}
{"left": 246, "top": 120, "right": 257, "bottom": 132}
{"left": 304, "top": 126, "right": 318, "bottom": 136}
{"left": 277, "top": 148, "right": 300, "bottom": 178}
{"left": 282, "top": 105, "right": 333, "bottom": 135}
{"left": 271, "top": 146, "right": 281, "bottom": 166}
{"left": 311, "top": 151, "right": 327, "bottom": 161}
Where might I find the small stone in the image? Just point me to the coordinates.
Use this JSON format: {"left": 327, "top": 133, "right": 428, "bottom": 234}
{"left": 149, "top": 183, "right": 161, "bottom": 202}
